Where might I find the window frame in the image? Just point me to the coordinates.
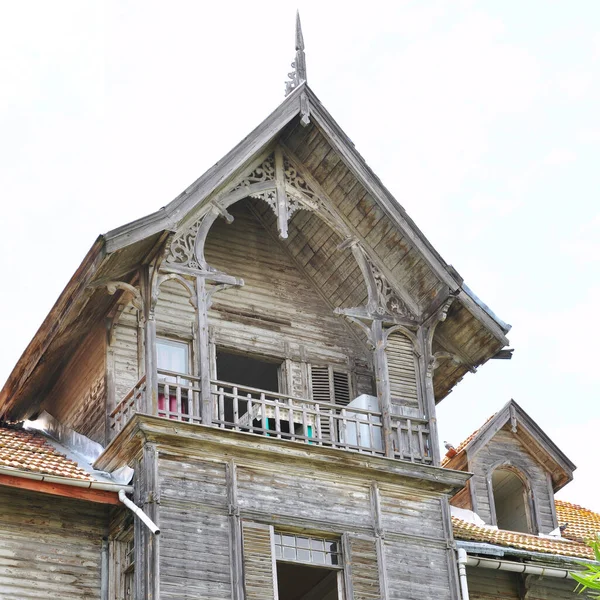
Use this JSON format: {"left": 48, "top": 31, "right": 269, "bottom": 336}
{"left": 487, "top": 462, "right": 538, "bottom": 534}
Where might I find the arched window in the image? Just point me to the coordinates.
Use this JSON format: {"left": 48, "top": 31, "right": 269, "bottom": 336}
{"left": 491, "top": 467, "right": 532, "bottom": 533}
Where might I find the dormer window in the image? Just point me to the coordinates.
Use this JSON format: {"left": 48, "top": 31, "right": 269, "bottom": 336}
{"left": 490, "top": 466, "right": 533, "bottom": 533}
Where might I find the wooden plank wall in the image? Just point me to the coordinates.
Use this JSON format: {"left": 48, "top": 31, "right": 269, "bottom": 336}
{"left": 469, "top": 426, "right": 556, "bottom": 533}
{"left": 111, "top": 303, "right": 140, "bottom": 408}
{"left": 204, "top": 201, "right": 370, "bottom": 369}
{"left": 0, "top": 486, "right": 107, "bottom": 599}
{"left": 154, "top": 444, "right": 460, "bottom": 600}
{"left": 42, "top": 325, "right": 107, "bottom": 444}
{"left": 467, "top": 567, "right": 581, "bottom": 599}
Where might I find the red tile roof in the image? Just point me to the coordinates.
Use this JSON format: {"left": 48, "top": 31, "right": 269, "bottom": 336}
{"left": 452, "top": 501, "right": 600, "bottom": 560}
{"left": 442, "top": 414, "right": 495, "bottom": 466}
{"left": 556, "top": 500, "right": 600, "bottom": 544}
{"left": 0, "top": 425, "right": 92, "bottom": 481}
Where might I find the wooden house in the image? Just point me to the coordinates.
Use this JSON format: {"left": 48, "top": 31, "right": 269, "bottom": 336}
{"left": 0, "top": 14, "right": 595, "bottom": 600}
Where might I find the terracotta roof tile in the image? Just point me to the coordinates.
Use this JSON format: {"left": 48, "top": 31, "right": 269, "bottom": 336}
{"left": 441, "top": 414, "right": 495, "bottom": 466}
{"left": 555, "top": 500, "right": 600, "bottom": 544}
{"left": 452, "top": 501, "right": 600, "bottom": 560}
{"left": 0, "top": 425, "right": 92, "bottom": 481}
{"left": 452, "top": 516, "right": 595, "bottom": 559}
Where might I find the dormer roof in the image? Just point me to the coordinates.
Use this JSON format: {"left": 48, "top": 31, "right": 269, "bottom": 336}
{"left": 443, "top": 399, "right": 576, "bottom": 491}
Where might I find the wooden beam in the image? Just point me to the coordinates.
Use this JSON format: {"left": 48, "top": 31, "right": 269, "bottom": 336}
{"left": 0, "top": 473, "right": 121, "bottom": 505}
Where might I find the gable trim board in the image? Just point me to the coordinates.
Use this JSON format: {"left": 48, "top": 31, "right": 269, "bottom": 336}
{"left": 444, "top": 399, "right": 576, "bottom": 491}
{"left": 0, "top": 82, "right": 509, "bottom": 420}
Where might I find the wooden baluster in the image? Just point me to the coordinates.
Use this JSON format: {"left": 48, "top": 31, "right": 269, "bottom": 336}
{"left": 260, "top": 392, "right": 268, "bottom": 435}
{"left": 302, "top": 405, "right": 309, "bottom": 443}
{"left": 176, "top": 382, "right": 182, "bottom": 421}
{"left": 287, "top": 398, "right": 295, "bottom": 441}
{"left": 274, "top": 404, "right": 281, "bottom": 438}
{"left": 407, "top": 419, "right": 414, "bottom": 462}
{"left": 233, "top": 387, "right": 239, "bottom": 430}
{"left": 340, "top": 408, "right": 347, "bottom": 450}
{"left": 329, "top": 409, "right": 335, "bottom": 448}
{"left": 417, "top": 424, "right": 425, "bottom": 462}
{"left": 218, "top": 387, "right": 225, "bottom": 428}
{"left": 355, "top": 411, "right": 363, "bottom": 450}
{"left": 315, "top": 404, "right": 323, "bottom": 445}
{"left": 247, "top": 395, "right": 254, "bottom": 433}
{"left": 164, "top": 383, "right": 170, "bottom": 418}
{"left": 368, "top": 413, "right": 375, "bottom": 453}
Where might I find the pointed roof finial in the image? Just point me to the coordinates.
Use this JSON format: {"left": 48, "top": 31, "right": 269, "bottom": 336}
{"left": 285, "top": 11, "right": 307, "bottom": 96}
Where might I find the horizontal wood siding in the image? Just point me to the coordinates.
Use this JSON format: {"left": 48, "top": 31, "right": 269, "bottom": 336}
{"left": 43, "top": 325, "right": 107, "bottom": 444}
{"left": 205, "top": 201, "right": 370, "bottom": 367}
{"left": 0, "top": 486, "right": 106, "bottom": 599}
{"left": 155, "top": 279, "right": 196, "bottom": 341}
{"left": 112, "top": 304, "right": 139, "bottom": 405}
{"left": 466, "top": 566, "right": 520, "bottom": 599}
{"left": 236, "top": 464, "right": 372, "bottom": 529}
{"left": 469, "top": 426, "right": 556, "bottom": 532}
{"left": 378, "top": 486, "right": 445, "bottom": 539}
{"left": 158, "top": 455, "right": 231, "bottom": 599}
{"left": 385, "top": 541, "right": 454, "bottom": 599}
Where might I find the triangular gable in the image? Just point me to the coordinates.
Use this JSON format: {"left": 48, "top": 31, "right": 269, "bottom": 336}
{"left": 447, "top": 399, "right": 575, "bottom": 490}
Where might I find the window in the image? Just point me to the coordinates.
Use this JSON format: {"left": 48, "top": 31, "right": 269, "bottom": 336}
{"left": 110, "top": 527, "right": 134, "bottom": 600}
{"left": 216, "top": 349, "right": 280, "bottom": 392}
{"left": 241, "top": 522, "right": 381, "bottom": 600}
{"left": 310, "top": 366, "right": 351, "bottom": 406}
{"left": 274, "top": 532, "right": 343, "bottom": 600}
{"left": 156, "top": 338, "right": 191, "bottom": 418}
{"left": 491, "top": 467, "right": 532, "bottom": 533}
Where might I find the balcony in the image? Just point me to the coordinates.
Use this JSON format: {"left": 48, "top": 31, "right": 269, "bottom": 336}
{"left": 109, "top": 369, "right": 433, "bottom": 464}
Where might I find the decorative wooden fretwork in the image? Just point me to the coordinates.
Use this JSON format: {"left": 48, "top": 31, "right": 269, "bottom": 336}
{"left": 284, "top": 12, "right": 307, "bottom": 97}
{"left": 367, "top": 255, "right": 416, "bottom": 320}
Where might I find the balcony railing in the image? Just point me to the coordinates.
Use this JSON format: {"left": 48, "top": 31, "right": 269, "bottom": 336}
{"left": 109, "top": 370, "right": 433, "bottom": 464}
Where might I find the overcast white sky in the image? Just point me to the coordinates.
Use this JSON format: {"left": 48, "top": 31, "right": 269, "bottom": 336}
{"left": 1, "top": 2, "right": 598, "bottom": 511}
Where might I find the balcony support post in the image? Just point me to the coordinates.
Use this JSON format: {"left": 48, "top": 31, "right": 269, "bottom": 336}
{"left": 371, "top": 320, "right": 395, "bottom": 459}
{"left": 419, "top": 324, "right": 440, "bottom": 466}
{"left": 196, "top": 276, "right": 213, "bottom": 426}
{"left": 140, "top": 265, "right": 158, "bottom": 415}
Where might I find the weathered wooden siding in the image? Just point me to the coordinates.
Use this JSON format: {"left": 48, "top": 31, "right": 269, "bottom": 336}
{"left": 205, "top": 201, "right": 370, "bottom": 369}
{"left": 468, "top": 425, "right": 556, "bottom": 533}
{"left": 43, "top": 325, "right": 106, "bottom": 444}
{"left": 466, "top": 566, "right": 521, "bottom": 599}
{"left": 158, "top": 455, "right": 232, "bottom": 599}
{"left": 155, "top": 279, "right": 196, "bottom": 342}
{"left": 0, "top": 486, "right": 107, "bottom": 599}
{"left": 152, "top": 442, "right": 460, "bottom": 600}
{"left": 111, "top": 303, "right": 140, "bottom": 406}
{"left": 466, "top": 567, "right": 581, "bottom": 599}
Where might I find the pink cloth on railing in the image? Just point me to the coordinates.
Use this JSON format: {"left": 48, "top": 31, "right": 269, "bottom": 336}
{"left": 158, "top": 393, "right": 177, "bottom": 419}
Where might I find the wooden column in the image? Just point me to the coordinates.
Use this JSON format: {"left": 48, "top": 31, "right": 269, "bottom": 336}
{"left": 372, "top": 320, "right": 394, "bottom": 458}
{"left": 196, "top": 276, "right": 213, "bottom": 425}
{"left": 140, "top": 266, "right": 158, "bottom": 415}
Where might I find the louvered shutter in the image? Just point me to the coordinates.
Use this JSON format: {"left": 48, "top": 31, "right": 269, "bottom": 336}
{"left": 385, "top": 332, "right": 420, "bottom": 417}
{"left": 241, "top": 521, "right": 278, "bottom": 600}
{"left": 310, "top": 366, "right": 352, "bottom": 442}
{"left": 343, "top": 534, "right": 383, "bottom": 600}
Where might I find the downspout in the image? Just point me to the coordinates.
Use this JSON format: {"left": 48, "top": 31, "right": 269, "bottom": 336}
{"left": 457, "top": 548, "right": 470, "bottom": 600}
{"left": 118, "top": 489, "right": 160, "bottom": 535}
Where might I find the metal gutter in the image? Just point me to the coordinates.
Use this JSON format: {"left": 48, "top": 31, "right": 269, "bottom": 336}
{"left": 0, "top": 465, "right": 133, "bottom": 493}
{"left": 465, "top": 554, "right": 572, "bottom": 579}
{"left": 456, "top": 541, "right": 599, "bottom": 568}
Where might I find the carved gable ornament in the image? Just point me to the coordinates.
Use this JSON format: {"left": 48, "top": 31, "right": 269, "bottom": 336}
{"left": 165, "top": 149, "right": 322, "bottom": 271}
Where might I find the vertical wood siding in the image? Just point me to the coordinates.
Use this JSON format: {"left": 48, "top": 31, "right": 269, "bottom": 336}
{"left": 43, "top": 325, "right": 107, "bottom": 444}
{"left": 0, "top": 487, "right": 107, "bottom": 599}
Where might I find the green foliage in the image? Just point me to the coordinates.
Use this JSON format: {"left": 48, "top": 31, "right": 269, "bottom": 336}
{"left": 572, "top": 535, "right": 600, "bottom": 598}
